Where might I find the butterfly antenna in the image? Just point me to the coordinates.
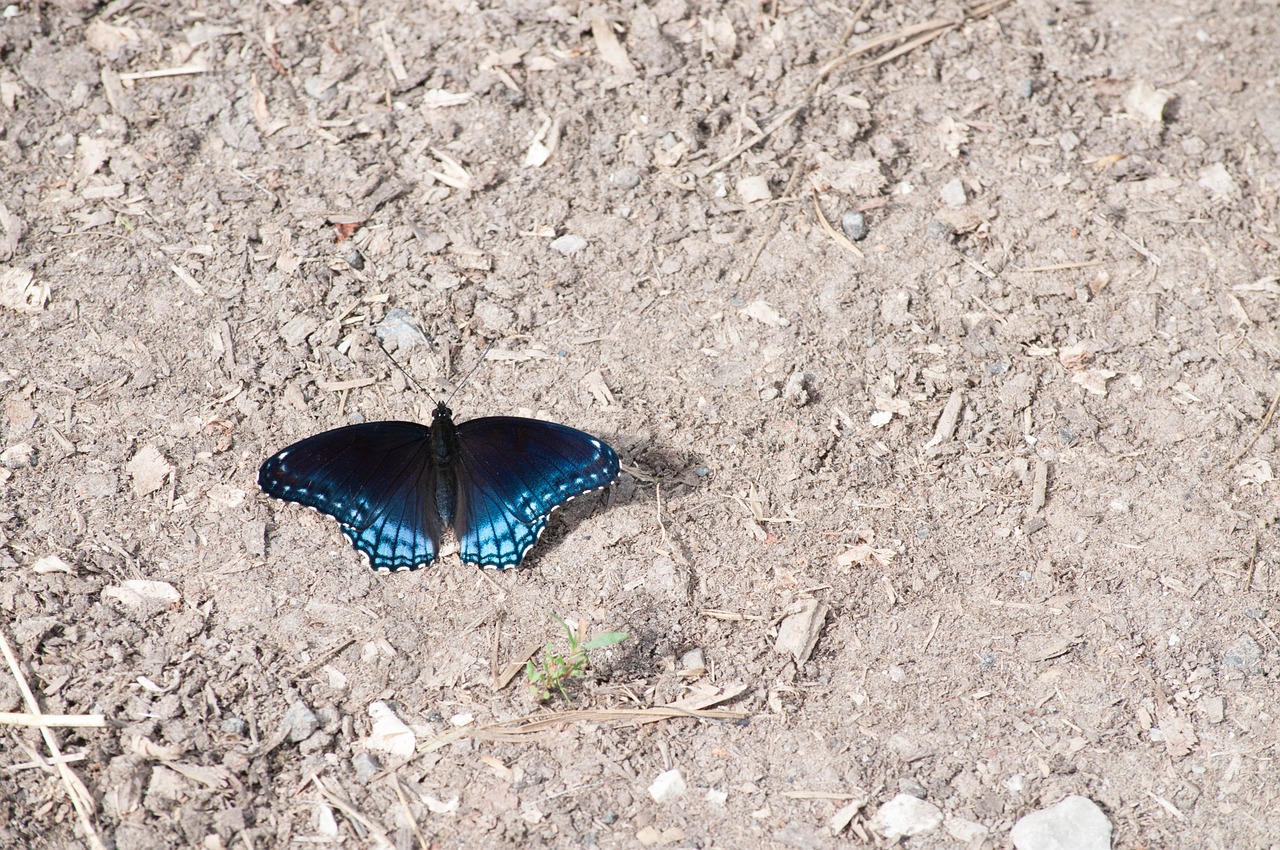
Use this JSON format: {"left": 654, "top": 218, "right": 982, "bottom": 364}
{"left": 377, "top": 339, "right": 428, "bottom": 395}
{"left": 445, "top": 341, "right": 496, "bottom": 406}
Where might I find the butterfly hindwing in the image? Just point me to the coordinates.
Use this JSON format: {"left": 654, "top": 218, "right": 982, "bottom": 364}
{"left": 452, "top": 417, "right": 620, "bottom": 568}
{"left": 258, "top": 421, "right": 442, "bottom": 571}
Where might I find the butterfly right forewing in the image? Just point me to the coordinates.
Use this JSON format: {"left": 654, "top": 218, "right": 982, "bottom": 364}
{"left": 258, "top": 421, "right": 442, "bottom": 571}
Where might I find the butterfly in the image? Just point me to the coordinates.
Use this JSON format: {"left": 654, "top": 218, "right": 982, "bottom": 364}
{"left": 258, "top": 401, "right": 619, "bottom": 571}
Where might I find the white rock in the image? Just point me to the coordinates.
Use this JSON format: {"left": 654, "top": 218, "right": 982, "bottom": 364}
{"left": 736, "top": 175, "right": 772, "bottom": 203}
{"left": 1197, "top": 162, "right": 1239, "bottom": 199}
{"left": 550, "top": 234, "right": 587, "bottom": 255}
{"left": 868, "top": 793, "right": 943, "bottom": 840}
{"left": 1011, "top": 795, "right": 1112, "bottom": 850}
{"left": 648, "top": 768, "right": 686, "bottom": 804}
{"left": 940, "top": 178, "right": 967, "bottom": 208}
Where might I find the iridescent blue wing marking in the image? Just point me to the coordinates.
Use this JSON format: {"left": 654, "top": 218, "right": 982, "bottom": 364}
{"left": 257, "top": 422, "right": 442, "bottom": 572}
{"left": 452, "top": 417, "right": 620, "bottom": 568}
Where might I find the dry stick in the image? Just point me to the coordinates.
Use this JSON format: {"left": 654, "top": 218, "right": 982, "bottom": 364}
{"left": 0, "top": 630, "right": 107, "bottom": 850}
{"left": 1226, "top": 382, "right": 1280, "bottom": 468}
{"left": 1244, "top": 533, "right": 1260, "bottom": 593}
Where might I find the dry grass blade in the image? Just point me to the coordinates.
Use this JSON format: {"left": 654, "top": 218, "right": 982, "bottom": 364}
{"left": 388, "top": 775, "right": 431, "bottom": 850}
{"left": 0, "top": 629, "right": 107, "bottom": 850}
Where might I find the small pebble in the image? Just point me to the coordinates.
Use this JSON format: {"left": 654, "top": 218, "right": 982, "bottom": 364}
{"left": 1011, "top": 795, "right": 1111, "bottom": 850}
{"left": 841, "top": 209, "right": 868, "bottom": 241}
{"left": 1017, "top": 78, "right": 1036, "bottom": 98}
{"left": 926, "top": 220, "right": 954, "bottom": 242}
{"left": 550, "top": 234, "right": 588, "bottom": 255}
{"left": 608, "top": 168, "right": 642, "bottom": 190}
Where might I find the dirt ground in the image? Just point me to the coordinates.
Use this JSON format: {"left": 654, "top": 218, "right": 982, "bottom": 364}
{"left": 2, "top": 0, "right": 1278, "bottom": 847}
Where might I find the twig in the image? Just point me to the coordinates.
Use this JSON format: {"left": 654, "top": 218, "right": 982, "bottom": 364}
{"left": 1226, "top": 382, "right": 1280, "bottom": 468}
{"left": 0, "top": 629, "right": 107, "bottom": 850}
{"left": 0, "top": 712, "right": 106, "bottom": 728}
{"left": 1244, "top": 532, "right": 1259, "bottom": 593}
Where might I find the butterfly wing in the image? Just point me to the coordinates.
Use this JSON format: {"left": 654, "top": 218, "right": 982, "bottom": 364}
{"left": 452, "top": 417, "right": 620, "bottom": 568}
{"left": 258, "top": 422, "right": 443, "bottom": 572}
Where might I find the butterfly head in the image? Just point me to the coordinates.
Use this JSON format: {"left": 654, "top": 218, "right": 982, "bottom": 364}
{"left": 431, "top": 401, "right": 454, "bottom": 422}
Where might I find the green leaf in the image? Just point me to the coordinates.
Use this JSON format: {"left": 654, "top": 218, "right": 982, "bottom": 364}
{"left": 582, "top": 631, "right": 629, "bottom": 651}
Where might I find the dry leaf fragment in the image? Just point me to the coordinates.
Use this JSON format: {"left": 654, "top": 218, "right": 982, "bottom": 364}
{"left": 103, "top": 580, "right": 181, "bottom": 608}
{"left": 741, "top": 300, "right": 789, "bottom": 327}
{"left": 1124, "top": 79, "right": 1172, "bottom": 124}
{"left": 127, "top": 443, "right": 172, "bottom": 496}
{"left": 1154, "top": 699, "right": 1197, "bottom": 759}
{"left": 1071, "top": 368, "right": 1117, "bottom": 396}
{"left": 421, "top": 89, "right": 475, "bottom": 109}
{"left": 32, "top": 555, "right": 73, "bottom": 574}
{"left": 774, "top": 598, "right": 829, "bottom": 664}
{"left": 1058, "top": 342, "right": 1095, "bottom": 372}
{"left": 0, "top": 267, "right": 49, "bottom": 313}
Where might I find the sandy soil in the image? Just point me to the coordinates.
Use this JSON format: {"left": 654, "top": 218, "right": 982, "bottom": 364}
{"left": 2, "top": 0, "right": 1278, "bottom": 847}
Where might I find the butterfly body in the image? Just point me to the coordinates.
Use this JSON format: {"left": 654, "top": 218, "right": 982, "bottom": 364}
{"left": 259, "top": 402, "right": 619, "bottom": 571}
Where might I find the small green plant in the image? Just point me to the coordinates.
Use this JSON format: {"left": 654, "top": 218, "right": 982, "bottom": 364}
{"left": 525, "top": 616, "right": 628, "bottom": 702}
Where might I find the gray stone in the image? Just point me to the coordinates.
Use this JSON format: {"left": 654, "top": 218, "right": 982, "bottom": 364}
{"left": 375, "top": 307, "right": 429, "bottom": 352}
{"left": 1222, "top": 635, "right": 1263, "bottom": 673}
{"left": 282, "top": 700, "right": 319, "bottom": 743}
{"left": 1011, "top": 795, "right": 1112, "bottom": 850}
{"left": 841, "top": 209, "right": 868, "bottom": 241}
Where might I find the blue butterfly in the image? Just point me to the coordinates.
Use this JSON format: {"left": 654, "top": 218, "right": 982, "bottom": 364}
{"left": 258, "top": 401, "right": 619, "bottom": 571}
